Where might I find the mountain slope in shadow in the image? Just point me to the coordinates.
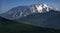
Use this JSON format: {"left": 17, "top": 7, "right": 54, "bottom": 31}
{"left": 17, "top": 10, "right": 60, "bottom": 29}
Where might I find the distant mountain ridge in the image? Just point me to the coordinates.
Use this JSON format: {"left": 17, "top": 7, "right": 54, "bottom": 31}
{"left": 0, "top": 4, "right": 57, "bottom": 19}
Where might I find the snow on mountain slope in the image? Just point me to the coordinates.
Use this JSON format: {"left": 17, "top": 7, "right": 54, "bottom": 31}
{"left": 0, "top": 4, "right": 56, "bottom": 19}
{"left": 35, "top": 4, "right": 49, "bottom": 13}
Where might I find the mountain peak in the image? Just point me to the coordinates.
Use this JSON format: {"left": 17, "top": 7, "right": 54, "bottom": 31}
{"left": 31, "top": 3, "right": 50, "bottom": 13}
{"left": 42, "top": 3, "right": 48, "bottom": 7}
{"left": 0, "top": 3, "right": 57, "bottom": 19}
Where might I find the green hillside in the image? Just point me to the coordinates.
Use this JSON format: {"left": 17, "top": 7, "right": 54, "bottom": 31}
{"left": 0, "top": 16, "right": 60, "bottom": 33}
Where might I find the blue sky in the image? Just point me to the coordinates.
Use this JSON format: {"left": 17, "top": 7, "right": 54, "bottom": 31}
{"left": 0, "top": 0, "right": 60, "bottom": 14}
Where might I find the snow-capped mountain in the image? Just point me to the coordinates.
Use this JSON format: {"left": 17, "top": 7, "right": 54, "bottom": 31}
{"left": 0, "top": 4, "right": 56, "bottom": 19}
{"left": 0, "top": 3, "right": 60, "bottom": 29}
{"left": 29, "top": 3, "right": 55, "bottom": 13}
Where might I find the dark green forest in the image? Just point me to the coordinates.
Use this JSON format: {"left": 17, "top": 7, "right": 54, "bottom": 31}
{"left": 0, "top": 16, "right": 60, "bottom": 33}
